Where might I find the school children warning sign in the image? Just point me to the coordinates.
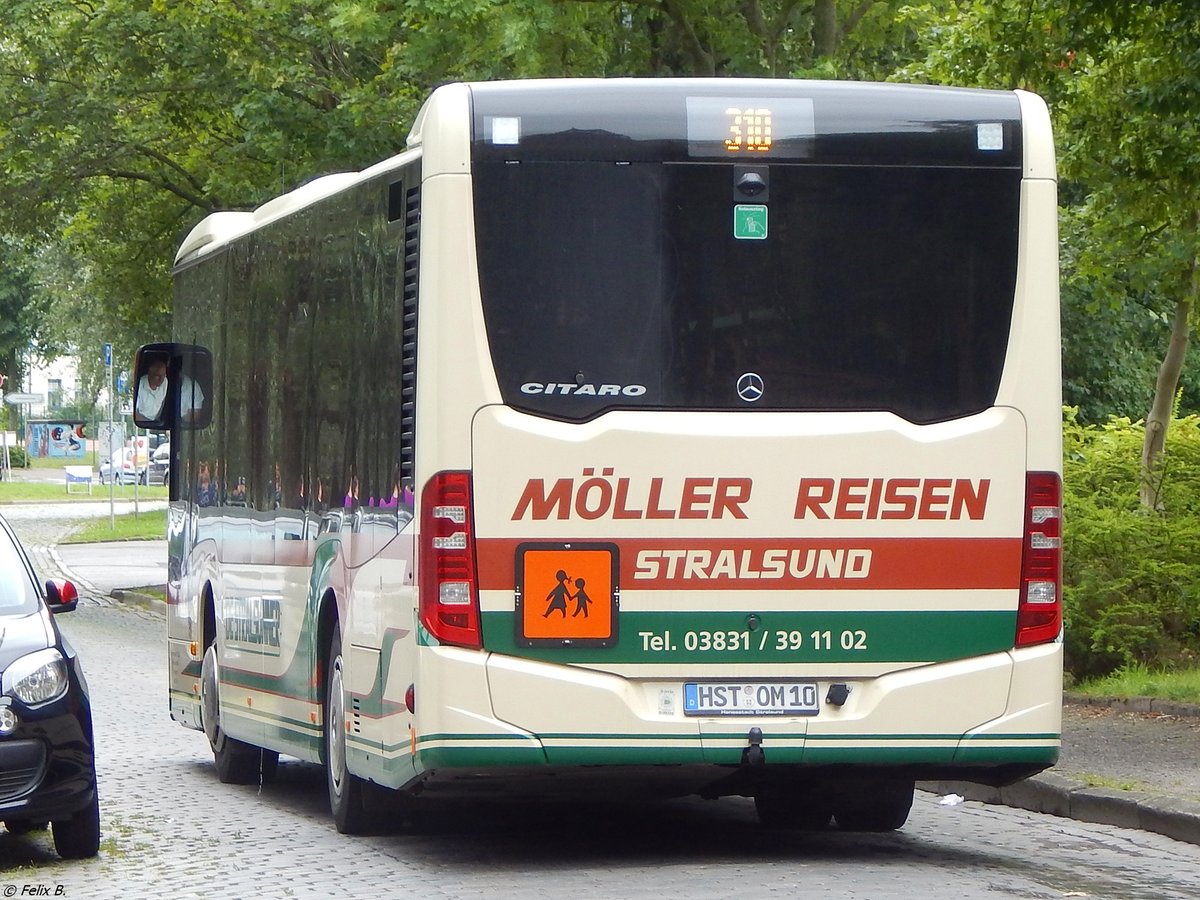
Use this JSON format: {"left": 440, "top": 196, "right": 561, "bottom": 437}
{"left": 515, "top": 543, "right": 619, "bottom": 647}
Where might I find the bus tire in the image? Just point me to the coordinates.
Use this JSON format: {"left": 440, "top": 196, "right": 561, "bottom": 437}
{"left": 201, "top": 641, "right": 279, "bottom": 785}
{"left": 754, "top": 789, "right": 833, "bottom": 830}
{"left": 833, "top": 779, "right": 914, "bottom": 832}
{"left": 325, "top": 627, "right": 374, "bottom": 834}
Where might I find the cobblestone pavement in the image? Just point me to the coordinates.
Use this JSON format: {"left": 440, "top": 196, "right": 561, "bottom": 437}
{"left": 4, "top": 512, "right": 1200, "bottom": 899}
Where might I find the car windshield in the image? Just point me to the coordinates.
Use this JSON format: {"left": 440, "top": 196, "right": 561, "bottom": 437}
{"left": 0, "top": 524, "right": 39, "bottom": 614}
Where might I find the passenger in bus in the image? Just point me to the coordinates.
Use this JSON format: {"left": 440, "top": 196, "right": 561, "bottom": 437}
{"left": 343, "top": 474, "right": 360, "bottom": 508}
{"left": 228, "top": 476, "right": 247, "bottom": 507}
{"left": 196, "top": 462, "right": 218, "bottom": 507}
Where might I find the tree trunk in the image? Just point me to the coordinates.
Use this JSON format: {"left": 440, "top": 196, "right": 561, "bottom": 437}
{"left": 1139, "top": 248, "right": 1197, "bottom": 509}
{"left": 813, "top": 0, "right": 838, "bottom": 57}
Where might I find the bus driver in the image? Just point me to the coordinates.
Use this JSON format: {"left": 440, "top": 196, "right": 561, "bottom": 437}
{"left": 136, "top": 355, "right": 206, "bottom": 423}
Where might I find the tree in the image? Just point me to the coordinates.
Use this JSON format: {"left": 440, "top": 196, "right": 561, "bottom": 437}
{"left": 557, "top": 0, "right": 928, "bottom": 77}
{"left": 1056, "top": 3, "right": 1200, "bottom": 507}
{"left": 0, "top": 1, "right": 623, "bottom": 347}
{"left": 902, "top": 0, "right": 1200, "bottom": 507}
{"left": 0, "top": 238, "right": 58, "bottom": 394}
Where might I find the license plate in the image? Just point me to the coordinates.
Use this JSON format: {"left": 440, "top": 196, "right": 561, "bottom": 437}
{"left": 684, "top": 681, "right": 820, "bottom": 716}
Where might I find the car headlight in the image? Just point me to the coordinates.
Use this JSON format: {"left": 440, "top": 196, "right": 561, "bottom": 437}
{"left": 3, "top": 648, "right": 69, "bottom": 706}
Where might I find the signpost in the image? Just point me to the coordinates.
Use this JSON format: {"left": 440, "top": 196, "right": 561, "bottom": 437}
{"left": 105, "top": 343, "right": 115, "bottom": 526}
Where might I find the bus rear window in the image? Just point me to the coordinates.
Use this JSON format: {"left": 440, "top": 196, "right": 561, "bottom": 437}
{"left": 473, "top": 160, "right": 1020, "bottom": 423}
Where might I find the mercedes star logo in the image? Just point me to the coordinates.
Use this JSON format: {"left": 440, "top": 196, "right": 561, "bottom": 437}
{"left": 736, "top": 372, "right": 764, "bottom": 402}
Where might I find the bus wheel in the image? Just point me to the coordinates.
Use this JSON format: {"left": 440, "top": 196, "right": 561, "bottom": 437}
{"left": 325, "top": 628, "right": 374, "bottom": 834}
{"left": 833, "top": 779, "right": 914, "bottom": 832}
{"left": 201, "top": 641, "right": 278, "bottom": 785}
{"left": 754, "top": 789, "right": 833, "bottom": 830}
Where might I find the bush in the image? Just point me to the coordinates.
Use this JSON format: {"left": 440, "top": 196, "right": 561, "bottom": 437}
{"left": 3, "top": 445, "right": 28, "bottom": 468}
{"left": 1063, "top": 408, "right": 1200, "bottom": 679}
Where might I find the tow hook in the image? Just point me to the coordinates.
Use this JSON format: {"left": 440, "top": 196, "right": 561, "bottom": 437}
{"left": 741, "top": 727, "right": 765, "bottom": 766}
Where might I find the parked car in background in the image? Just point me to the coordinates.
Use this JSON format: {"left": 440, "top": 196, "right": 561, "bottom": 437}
{"left": 97, "top": 449, "right": 144, "bottom": 485}
{"left": 0, "top": 513, "right": 100, "bottom": 859}
{"left": 145, "top": 443, "right": 170, "bottom": 486}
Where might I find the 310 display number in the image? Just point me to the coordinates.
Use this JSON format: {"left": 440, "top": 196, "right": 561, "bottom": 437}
{"left": 724, "top": 107, "right": 773, "bottom": 152}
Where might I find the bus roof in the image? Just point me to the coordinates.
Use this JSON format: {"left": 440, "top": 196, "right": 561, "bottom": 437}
{"left": 174, "top": 150, "right": 419, "bottom": 266}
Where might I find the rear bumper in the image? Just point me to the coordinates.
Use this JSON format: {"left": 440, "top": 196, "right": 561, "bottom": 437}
{"left": 412, "top": 641, "right": 1061, "bottom": 788}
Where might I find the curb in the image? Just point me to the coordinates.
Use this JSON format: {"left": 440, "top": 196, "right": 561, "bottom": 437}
{"left": 1064, "top": 690, "right": 1200, "bottom": 719}
{"left": 919, "top": 774, "right": 1200, "bottom": 847}
{"left": 109, "top": 587, "right": 167, "bottom": 617}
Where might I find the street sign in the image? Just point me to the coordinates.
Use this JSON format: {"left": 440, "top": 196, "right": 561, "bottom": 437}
{"left": 98, "top": 423, "right": 125, "bottom": 459}
{"left": 4, "top": 392, "right": 41, "bottom": 404}
{"left": 103, "top": 342, "right": 113, "bottom": 366}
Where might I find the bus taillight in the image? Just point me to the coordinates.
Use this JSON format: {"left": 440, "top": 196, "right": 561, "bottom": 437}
{"left": 1016, "top": 471, "right": 1062, "bottom": 648}
{"left": 419, "top": 471, "right": 482, "bottom": 649}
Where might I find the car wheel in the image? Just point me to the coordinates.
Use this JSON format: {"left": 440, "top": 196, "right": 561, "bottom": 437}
{"left": 326, "top": 627, "right": 376, "bottom": 834}
{"left": 201, "top": 641, "right": 278, "bottom": 785}
{"left": 51, "top": 788, "right": 100, "bottom": 859}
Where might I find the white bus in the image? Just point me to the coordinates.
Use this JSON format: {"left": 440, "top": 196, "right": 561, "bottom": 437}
{"left": 136, "top": 78, "right": 1062, "bottom": 834}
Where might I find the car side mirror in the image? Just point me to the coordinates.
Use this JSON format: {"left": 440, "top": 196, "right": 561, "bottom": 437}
{"left": 45, "top": 579, "right": 79, "bottom": 614}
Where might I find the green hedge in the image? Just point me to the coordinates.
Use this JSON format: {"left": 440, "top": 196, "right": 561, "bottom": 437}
{"left": 3, "top": 445, "right": 27, "bottom": 468}
{"left": 1063, "top": 408, "right": 1200, "bottom": 679}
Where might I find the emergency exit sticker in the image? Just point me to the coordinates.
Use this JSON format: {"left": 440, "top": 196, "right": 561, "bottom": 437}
{"left": 733, "top": 204, "right": 768, "bottom": 240}
{"left": 515, "top": 543, "right": 619, "bottom": 648}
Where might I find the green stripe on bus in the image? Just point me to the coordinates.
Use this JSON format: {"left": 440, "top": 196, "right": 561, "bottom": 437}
{"left": 410, "top": 729, "right": 1057, "bottom": 769}
{"left": 482, "top": 609, "right": 1016, "bottom": 664}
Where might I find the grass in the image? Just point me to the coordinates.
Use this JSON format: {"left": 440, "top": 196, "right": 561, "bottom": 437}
{"left": 1073, "top": 664, "right": 1200, "bottom": 705}
{"left": 63, "top": 508, "right": 167, "bottom": 542}
{"left": 1075, "top": 772, "right": 1146, "bottom": 792}
{"left": 0, "top": 481, "right": 167, "bottom": 503}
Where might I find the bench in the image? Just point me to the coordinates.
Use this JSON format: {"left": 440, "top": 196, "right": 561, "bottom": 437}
{"left": 64, "top": 465, "right": 93, "bottom": 495}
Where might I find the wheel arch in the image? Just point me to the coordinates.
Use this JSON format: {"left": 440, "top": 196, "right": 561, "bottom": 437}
{"left": 316, "top": 588, "right": 339, "bottom": 711}
{"left": 202, "top": 581, "right": 217, "bottom": 650}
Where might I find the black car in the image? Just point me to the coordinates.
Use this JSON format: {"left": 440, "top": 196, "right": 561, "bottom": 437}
{"left": 0, "top": 514, "right": 100, "bottom": 858}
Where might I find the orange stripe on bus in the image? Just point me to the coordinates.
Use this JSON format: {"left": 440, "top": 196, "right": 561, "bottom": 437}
{"left": 475, "top": 538, "right": 1021, "bottom": 591}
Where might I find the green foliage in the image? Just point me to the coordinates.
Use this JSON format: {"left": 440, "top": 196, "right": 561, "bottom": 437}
{"left": 902, "top": 1, "right": 1200, "bottom": 425}
{"left": 1063, "top": 409, "right": 1200, "bottom": 677}
{"left": 3, "top": 445, "right": 29, "bottom": 468}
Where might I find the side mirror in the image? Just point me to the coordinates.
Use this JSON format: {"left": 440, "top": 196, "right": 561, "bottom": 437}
{"left": 133, "top": 342, "right": 213, "bottom": 430}
{"left": 45, "top": 579, "right": 79, "bottom": 614}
